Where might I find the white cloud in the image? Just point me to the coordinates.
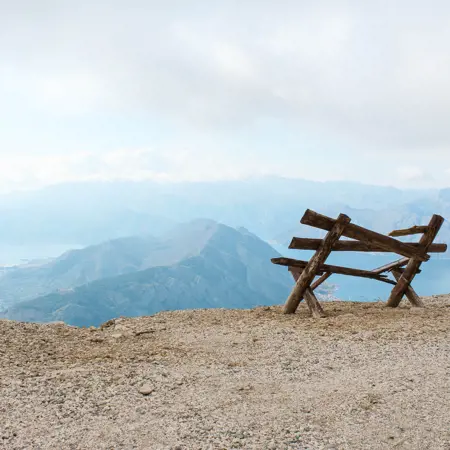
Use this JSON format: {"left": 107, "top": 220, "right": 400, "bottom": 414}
{"left": 1, "top": 0, "right": 450, "bottom": 188}
{"left": 212, "top": 43, "right": 256, "bottom": 82}
{"left": 0, "top": 147, "right": 261, "bottom": 193}
{"left": 396, "top": 166, "right": 436, "bottom": 188}
{"left": 1, "top": 68, "right": 110, "bottom": 115}
{"left": 398, "top": 166, "right": 426, "bottom": 181}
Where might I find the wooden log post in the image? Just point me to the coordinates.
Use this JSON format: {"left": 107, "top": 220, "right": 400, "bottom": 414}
{"left": 289, "top": 270, "right": 332, "bottom": 312}
{"left": 289, "top": 269, "right": 327, "bottom": 317}
{"left": 300, "top": 209, "right": 429, "bottom": 262}
{"left": 283, "top": 213, "right": 351, "bottom": 314}
{"left": 304, "top": 288, "right": 326, "bottom": 318}
{"left": 386, "top": 214, "right": 444, "bottom": 307}
{"left": 391, "top": 269, "right": 424, "bottom": 307}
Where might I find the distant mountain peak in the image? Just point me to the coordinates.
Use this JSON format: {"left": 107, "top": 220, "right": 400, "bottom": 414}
{"left": 1, "top": 221, "right": 291, "bottom": 327}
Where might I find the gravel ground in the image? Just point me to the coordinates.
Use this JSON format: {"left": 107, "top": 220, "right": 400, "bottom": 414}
{"left": 1, "top": 295, "right": 450, "bottom": 450}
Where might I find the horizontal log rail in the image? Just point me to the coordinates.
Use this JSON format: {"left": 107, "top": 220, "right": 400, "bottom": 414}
{"left": 300, "top": 209, "right": 429, "bottom": 262}
{"left": 274, "top": 257, "right": 397, "bottom": 285}
{"left": 289, "top": 237, "right": 447, "bottom": 253}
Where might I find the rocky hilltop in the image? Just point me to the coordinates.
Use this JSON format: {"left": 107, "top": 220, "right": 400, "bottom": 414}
{"left": 1, "top": 296, "right": 450, "bottom": 449}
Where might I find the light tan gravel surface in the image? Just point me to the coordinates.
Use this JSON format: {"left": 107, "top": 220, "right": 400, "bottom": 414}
{"left": 1, "top": 296, "right": 450, "bottom": 450}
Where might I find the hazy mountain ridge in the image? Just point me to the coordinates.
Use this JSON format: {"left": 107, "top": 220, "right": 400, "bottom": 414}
{"left": 1, "top": 222, "right": 295, "bottom": 326}
{"left": 0, "top": 178, "right": 445, "bottom": 248}
{"left": 0, "top": 220, "right": 226, "bottom": 307}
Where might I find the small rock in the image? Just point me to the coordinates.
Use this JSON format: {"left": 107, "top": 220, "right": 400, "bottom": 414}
{"left": 139, "top": 384, "right": 155, "bottom": 396}
{"left": 134, "top": 329, "right": 155, "bottom": 336}
{"left": 100, "top": 318, "right": 116, "bottom": 329}
{"left": 237, "top": 385, "right": 253, "bottom": 392}
{"left": 111, "top": 333, "right": 123, "bottom": 339}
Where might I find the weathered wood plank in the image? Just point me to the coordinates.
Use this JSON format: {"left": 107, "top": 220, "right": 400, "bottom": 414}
{"left": 391, "top": 269, "right": 424, "bottom": 307}
{"left": 283, "top": 213, "right": 351, "bottom": 314}
{"left": 289, "top": 269, "right": 331, "bottom": 306}
{"left": 291, "top": 270, "right": 301, "bottom": 282}
{"left": 388, "top": 226, "right": 428, "bottom": 237}
{"left": 304, "top": 287, "right": 326, "bottom": 318}
{"left": 395, "top": 267, "right": 421, "bottom": 274}
{"left": 289, "top": 269, "right": 306, "bottom": 305}
{"left": 289, "top": 268, "right": 332, "bottom": 290}
{"left": 300, "top": 209, "right": 429, "bottom": 262}
{"left": 290, "top": 269, "right": 332, "bottom": 291}
{"left": 386, "top": 214, "right": 444, "bottom": 307}
{"left": 371, "top": 257, "right": 409, "bottom": 274}
{"left": 278, "top": 257, "right": 397, "bottom": 285}
{"left": 311, "top": 272, "right": 332, "bottom": 291}
{"left": 289, "top": 237, "right": 447, "bottom": 253}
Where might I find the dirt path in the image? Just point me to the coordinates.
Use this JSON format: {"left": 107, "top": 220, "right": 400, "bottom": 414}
{"left": 1, "top": 296, "right": 449, "bottom": 449}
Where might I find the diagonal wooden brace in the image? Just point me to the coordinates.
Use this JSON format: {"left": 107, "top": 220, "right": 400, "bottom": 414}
{"left": 386, "top": 214, "right": 444, "bottom": 307}
{"left": 289, "top": 270, "right": 332, "bottom": 315}
{"left": 283, "top": 213, "right": 351, "bottom": 314}
{"left": 289, "top": 270, "right": 327, "bottom": 317}
{"left": 304, "top": 288, "right": 326, "bottom": 318}
{"left": 391, "top": 269, "right": 424, "bottom": 307}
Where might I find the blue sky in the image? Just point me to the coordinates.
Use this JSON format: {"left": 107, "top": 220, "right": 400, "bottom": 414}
{"left": 1, "top": 0, "right": 450, "bottom": 193}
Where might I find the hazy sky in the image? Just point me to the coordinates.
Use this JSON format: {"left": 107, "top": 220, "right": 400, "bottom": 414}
{"left": 1, "top": 0, "right": 450, "bottom": 192}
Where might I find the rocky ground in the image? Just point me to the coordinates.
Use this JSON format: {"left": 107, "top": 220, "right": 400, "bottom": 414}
{"left": 1, "top": 295, "right": 450, "bottom": 450}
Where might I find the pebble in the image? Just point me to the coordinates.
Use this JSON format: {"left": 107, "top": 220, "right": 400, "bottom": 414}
{"left": 139, "top": 384, "right": 155, "bottom": 396}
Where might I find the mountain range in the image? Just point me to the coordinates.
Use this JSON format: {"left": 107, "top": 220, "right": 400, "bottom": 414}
{"left": 1, "top": 178, "right": 449, "bottom": 249}
{"left": 0, "top": 220, "right": 299, "bottom": 326}
{"left": 0, "top": 220, "right": 228, "bottom": 306}
{"left": 1, "top": 177, "right": 449, "bottom": 327}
